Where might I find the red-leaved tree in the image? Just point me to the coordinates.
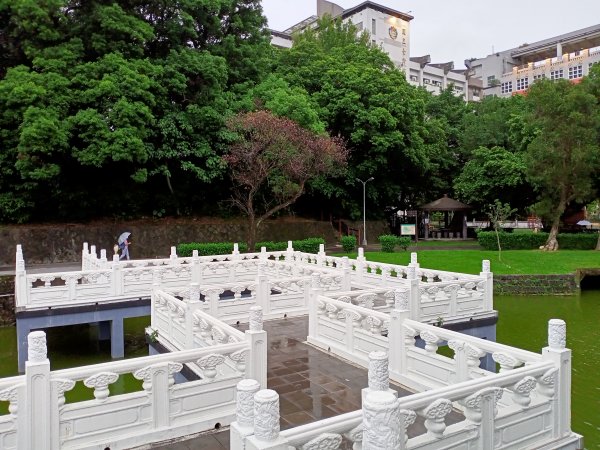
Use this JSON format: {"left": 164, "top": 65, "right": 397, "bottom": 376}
{"left": 224, "top": 111, "right": 348, "bottom": 251}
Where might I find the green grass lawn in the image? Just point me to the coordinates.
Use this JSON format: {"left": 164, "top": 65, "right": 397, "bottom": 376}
{"left": 336, "top": 250, "right": 600, "bottom": 275}
{"left": 410, "top": 240, "right": 481, "bottom": 248}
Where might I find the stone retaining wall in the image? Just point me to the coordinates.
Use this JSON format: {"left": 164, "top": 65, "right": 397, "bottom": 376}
{"left": 0, "top": 218, "right": 392, "bottom": 266}
{"left": 0, "top": 276, "right": 15, "bottom": 326}
{"left": 494, "top": 274, "right": 579, "bottom": 295}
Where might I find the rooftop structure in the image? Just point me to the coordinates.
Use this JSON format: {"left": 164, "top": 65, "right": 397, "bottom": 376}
{"left": 468, "top": 24, "right": 600, "bottom": 97}
{"left": 0, "top": 243, "right": 583, "bottom": 449}
{"left": 269, "top": 0, "right": 480, "bottom": 101}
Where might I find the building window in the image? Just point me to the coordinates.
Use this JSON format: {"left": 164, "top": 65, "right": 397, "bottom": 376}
{"left": 371, "top": 18, "right": 376, "bottom": 35}
{"left": 568, "top": 65, "right": 583, "bottom": 79}
{"left": 432, "top": 80, "right": 442, "bottom": 87}
{"left": 487, "top": 75, "right": 497, "bottom": 87}
{"left": 453, "top": 86, "right": 463, "bottom": 92}
{"left": 516, "top": 78, "right": 529, "bottom": 90}
{"left": 409, "top": 75, "right": 418, "bottom": 82}
{"left": 550, "top": 69, "right": 563, "bottom": 80}
{"left": 472, "top": 88, "right": 481, "bottom": 96}
{"left": 423, "top": 78, "right": 431, "bottom": 84}
{"left": 533, "top": 73, "right": 546, "bottom": 81}
{"left": 501, "top": 81, "right": 513, "bottom": 94}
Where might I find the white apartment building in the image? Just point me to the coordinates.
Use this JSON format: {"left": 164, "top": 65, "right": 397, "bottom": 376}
{"left": 270, "top": 0, "right": 477, "bottom": 101}
{"left": 468, "top": 24, "right": 600, "bottom": 97}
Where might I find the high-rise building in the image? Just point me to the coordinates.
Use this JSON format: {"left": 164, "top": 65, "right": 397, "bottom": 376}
{"left": 269, "top": 0, "right": 480, "bottom": 101}
{"left": 468, "top": 24, "right": 600, "bottom": 97}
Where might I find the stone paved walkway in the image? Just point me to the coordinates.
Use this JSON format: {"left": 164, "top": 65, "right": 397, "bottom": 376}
{"left": 135, "top": 315, "right": 412, "bottom": 449}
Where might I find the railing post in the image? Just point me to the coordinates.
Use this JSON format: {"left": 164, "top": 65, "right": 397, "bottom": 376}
{"left": 308, "top": 273, "right": 322, "bottom": 340}
{"left": 480, "top": 260, "right": 493, "bottom": 311}
{"left": 25, "top": 331, "right": 52, "bottom": 450}
{"left": 100, "top": 249, "right": 108, "bottom": 269}
{"left": 389, "top": 289, "right": 410, "bottom": 378}
{"left": 341, "top": 256, "right": 352, "bottom": 291}
{"left": 90, "top": 245, "right": 97, "bottom": 262}
{"left": 82, "top": 242, "right": 89, "bottom": 270}
{"left": 232, "top": 243, "right": 241, "bottom": 261}
{"left": 112, "top": 255, "right": 123, "bottom": 296}
{"left": 317, "top": 244, "right": 326, "bottom": 266}
{"left": 407, "top": 266, "right": 420, "bottom": 321}
{"left": 246, "top": 306, "right": 267, "bottom": 389}
{"left": 355, "top": 248, "right": 366, "bottom": 284}
{"left": 15, "top": 245, "right": 29, "bottom": 307}
{"left": 230, "top": 379, "right": 261, "bottom": 450}
{"left": 170, "top": 246, "right": 177, "bottom": 262}
{"left": 259, "top": 247, "right": 267, "bottom": 261}
{"left": 184, "top": 283, "right": 201, "bottom": 349}
{"left": 256, "top": 262, "right": 270, "bottom": 316}
{"left": 191, "top": 250, "right": 202, "bottom": 284}
{"left": 409, "top": 252, "right": 420, "bottom": 270}
{"left": 285, "top": 241, "right": 294, "bottom": 262}
{"left": 362, "top": 351, "right": 397, "bottom": 404}
{"left": 246, "top": 390, "right": 288, "bottom": 450}
{"left": 150, "top": 286, "right": 158, "bottom": 331}
{"left": 362, "top": 391, "right": 401, "bottom": 450}
{"left": 542, "top": 319, "right": 572, "bottom": 438}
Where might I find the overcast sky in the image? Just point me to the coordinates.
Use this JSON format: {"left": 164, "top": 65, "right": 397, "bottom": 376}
{"left": 262, "top": 0, "right": 600, "bottom": 68}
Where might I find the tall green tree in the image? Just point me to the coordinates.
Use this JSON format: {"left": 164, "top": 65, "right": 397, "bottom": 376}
{"left": 0, "top": 0, "right": 270, "bottom": 222}
{"left": 525, "top": 79, "right": 600, "bottom": 251}
{"left": 275, "top": 16, "right": 439, "bottom": 218}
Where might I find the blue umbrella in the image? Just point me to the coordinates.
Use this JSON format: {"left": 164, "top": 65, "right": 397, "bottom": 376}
{"left": 118, "top": 232, "right": 131, "bottom": 245}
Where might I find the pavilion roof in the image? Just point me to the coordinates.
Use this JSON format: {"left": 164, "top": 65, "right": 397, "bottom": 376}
{"left": 420, "top": 194, "right": 472, "bottom": 211}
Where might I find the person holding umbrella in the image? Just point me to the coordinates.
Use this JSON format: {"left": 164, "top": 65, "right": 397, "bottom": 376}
{"left": 117, "top": 232, "right": 132, "bottom": 260}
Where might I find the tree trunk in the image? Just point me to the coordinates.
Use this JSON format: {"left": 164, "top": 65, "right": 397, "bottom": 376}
{"left": 596, "top": 233, "right": 600, "bottom": 251}
{"left": 247, "top": 215, "right": 257, "bottom": 253}
{"left": 542, "top": 219, "right": 560, "bottom": 251}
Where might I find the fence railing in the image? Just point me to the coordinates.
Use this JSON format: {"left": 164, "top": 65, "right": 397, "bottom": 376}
{"left": 0, "top": 305, "right": 268, "bottom": 450}
{"left": 234, "top": 318, "right": 580, "bottom": 450}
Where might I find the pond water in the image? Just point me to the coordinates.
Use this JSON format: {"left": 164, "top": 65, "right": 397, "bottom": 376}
{"left": 0, "top": 293, "right": 597, "bottom": 447}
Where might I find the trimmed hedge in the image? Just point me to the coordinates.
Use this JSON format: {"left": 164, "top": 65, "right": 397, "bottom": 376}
{"left": 341, "top": 235, "right": 357, "bottom": 252}
{"left": 477, "top": 231, "right": 598, "bottom": 250}
{"left": 177, "top": 237, "right": 325, "bottom": 257}
{"left": 379, "top": 235, "right": 411, "bottom": 252}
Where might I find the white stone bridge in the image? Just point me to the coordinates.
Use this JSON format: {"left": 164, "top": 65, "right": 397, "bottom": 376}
{"left": 0, "top": 243, "right": 582, "bottom": 449}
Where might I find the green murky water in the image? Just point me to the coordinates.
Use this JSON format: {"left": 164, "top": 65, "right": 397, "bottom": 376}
{"left": 0, "top": 293, "right": 598, "bottom": 447}
{"left": 495, "top": 292, "right": 600, "bottom": 449}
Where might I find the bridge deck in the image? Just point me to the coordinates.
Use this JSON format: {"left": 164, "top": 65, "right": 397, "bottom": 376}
{"left": 141, "top": 315, "right": 458, "bottom": 450}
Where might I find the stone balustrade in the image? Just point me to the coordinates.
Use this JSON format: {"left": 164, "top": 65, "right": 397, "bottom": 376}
{"left": 233, "top": 318, "right": 579, "bottom": 450}
{"left": 0, "top": 306, "right": 266, "bottom": 450}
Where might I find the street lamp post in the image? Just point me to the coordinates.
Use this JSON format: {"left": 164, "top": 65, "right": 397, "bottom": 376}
{"left": 356, "top": 177, "right": 374, "bottom": 246}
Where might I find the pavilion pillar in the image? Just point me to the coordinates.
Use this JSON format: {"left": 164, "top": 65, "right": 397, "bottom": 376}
{"left": 424, "top": 212, "right": 429, "bottom": 239}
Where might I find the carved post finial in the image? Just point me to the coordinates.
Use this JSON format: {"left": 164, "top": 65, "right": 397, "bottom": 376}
{"left": 233, "top": 243, "right": 239, "bottom": 254}
{"left": 482, "top": 259, "right": 491, "bottom": 273}
{"left": 254, "top": 389, "right": 280, "bottom": 442}
{"left": 311, "top": 272, "right": 321, "bottom": 289}
{"left": 411, "top": 252, "right": 418, "bottom": 265}
{"left": 249, "top": 306, "right": 263, "bottom": 332}
{"left": 407, "top": 266, "right": 416, "bottom": 280}
{"left": 28, "top": 331, "right": 47, "bottom": 363}
{"left": 548, "top": 319, "right": 566, "bottom": 350}
{"left": 170, "top": 246, "right": 177, "bottom": 259}
{"left": 363, "top": 391, "right": 401, "bottom": 449}
{"left": 287, "top": 240, "right": 293, "bottom": 251}
{"left": 236, "top": 379, "right": 261, "bottom": 428}
{"left": 368, "top": 351, "right": 389, "bottom": 391}
{"left": 358, "top": 247, "right": 364, "bottom": 259}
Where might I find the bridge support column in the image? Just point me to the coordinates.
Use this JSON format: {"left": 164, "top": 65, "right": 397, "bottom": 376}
{"left": 16, "top": 318, "right": 32, "bottom": 372}
{"left": 98, "top": 320, "right": 111, "bottom": 341}
{"left": 111, "top": 318, "right": 125, "bottom": 359}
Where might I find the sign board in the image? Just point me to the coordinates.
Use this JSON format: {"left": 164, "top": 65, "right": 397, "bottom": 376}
{"left": 401, "top": 224, "right": 416, "bottom": 236}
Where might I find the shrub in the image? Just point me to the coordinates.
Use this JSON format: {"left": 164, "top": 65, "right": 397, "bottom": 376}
{"left": 396, "top": 236, "right": 411, "bottom": 251}
{"left": 177, "top": 237, "right": 325, "bottom": 256}
{"left": 255, "top": 241, "right": 288, "bottom": 251}
{"left": 341, "top": 235, "right": 357, "bottom": 252}
{"left": 293, "top": 237, "right": 325, "bottom": 253}
{"left": 177, "top": 242, "right": 248, "bottom": 257}
{"left": 556, "top": 233, "right": 598, "bottom": 250}
{"left": 379, "top": 235, "right": 398, "bottom": 252}
{"left": 477, "top": 231, "right": 597, "bottom": 250}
